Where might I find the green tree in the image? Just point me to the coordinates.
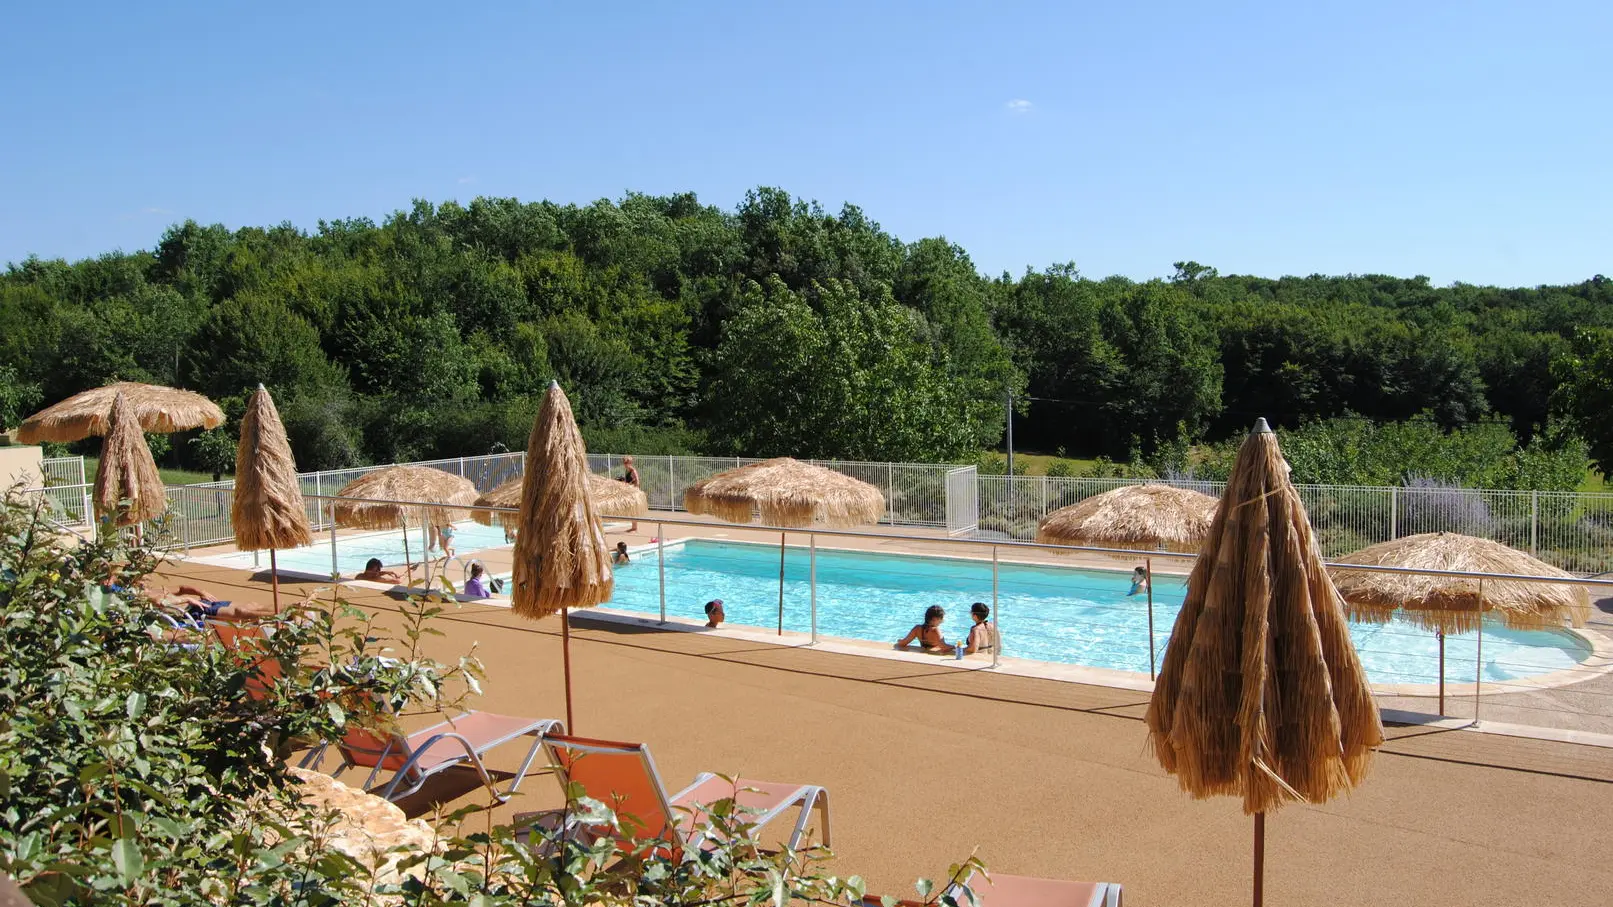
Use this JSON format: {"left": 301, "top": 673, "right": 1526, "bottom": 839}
{"left": 1552, "top": 328, "right": 1613, "bottom": 474}
{"left": 0, "top": 365, "right": 40, "bottom": 431}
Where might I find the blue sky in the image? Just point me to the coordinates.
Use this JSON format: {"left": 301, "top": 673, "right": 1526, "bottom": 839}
{"left": 2, "top": 1, "right": 1608, "bottom": 286}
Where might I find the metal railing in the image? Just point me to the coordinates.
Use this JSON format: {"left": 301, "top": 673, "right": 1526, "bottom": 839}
{"left": 978, "top": 475, "right": 1613, "bottom": 575}
{"left": 21, "top": 475, "right": 1612, "bottom": 741}
{"left": 279, "top": 492, "right": 1613, "bottom": 738}
{"left": 53, "top": 438, "right": 1613, "bottom": 575}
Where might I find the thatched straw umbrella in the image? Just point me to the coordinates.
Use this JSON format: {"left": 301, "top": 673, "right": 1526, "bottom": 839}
{"left": 231, "top": 385, "right": 311, "bottom": 612}
{"left": 473, "top": 473, "right": 649, "bottom": 529}
{"left": 1036, "top": 483, "right": 1218, "bottom": 552}
{"left": 333, "top": 466, "right": 478, "bottom": 584}
{"left": 1332, "top": 532, "right": 1590, "bottom": 632}
{"left": 1037, "top": 483, "right": 1220, "bottom": 678}
{"left": 510, "top": 382, "right": 614, "bottom": 730}
{"left": 684, "top": 457, "right": 885, "bottom": 635}
{"left": 1330, "top": 531, "right": 1590, "bottom": 715}
{"left": 92, "top": 392, "right": 166, "bottom": 532}
{"left": 1146, "top": 419, "right": 1382, "bottom": 907}
{"left": 17, "top": 381, "right": 224, "bottom": 443}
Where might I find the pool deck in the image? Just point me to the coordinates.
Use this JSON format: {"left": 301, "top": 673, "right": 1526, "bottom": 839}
{"left": 154, "top": 548, "right": 1613, "bottom": 907}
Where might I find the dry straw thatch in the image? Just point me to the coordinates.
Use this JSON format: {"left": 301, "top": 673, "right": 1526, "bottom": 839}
{"left": 510, "top": 382, "right": 614, "bottom": 620}
{"left": 1330, "top": 532, "right": 1590, "bottom": 633}
{"left": 18, "top": 381, "right": 224, "bottom": 444}
{"left": 682, "top": 457, "right": 885, "bottom": 528}
{"left": 232, "top": 385, "right": 312, "bottom": 551}
{"left": 332, "top": 466, "right": 479, "bottom": 531}
{"left": 1036, "top": 483, "right": 1219, "bottom": 552}
{"left": 91, "top": 392, "right": 166, "bottom": 527}
{"left": 473, "top": 474, "right": 649, "bottom": 528}
{"left": 1146, "top": 419, "right": 1382, "bottom": 816}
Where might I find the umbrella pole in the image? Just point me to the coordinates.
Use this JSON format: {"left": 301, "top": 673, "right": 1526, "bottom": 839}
{"left": 270, "top": 549, "right": 280, "bottom": 614}
{"left": 777, "top": 531, "right": 786, "bottom": 636}
{"left": 1253, "top": 812, "right": 1265, "bottom": 907}
{"left": 1437, "top": 630, "right": 1445, "bottom": 716}
{"left": 1145, "top": 557, "right": 1156, "bottom": 680}
{"left": 561, "top": 606, "right": 575, "bottom": 731}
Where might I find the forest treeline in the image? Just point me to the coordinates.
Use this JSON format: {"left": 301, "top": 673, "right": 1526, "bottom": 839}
{"left": 2, "top": 188, "right": 1611, "bottom": 489}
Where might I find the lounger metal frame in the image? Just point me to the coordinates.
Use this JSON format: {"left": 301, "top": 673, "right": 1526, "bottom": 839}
{"left": 335, "top": 716, "right": 566, "bottom": 802}
{"left": 540, "top": 734, "right": 831, "bottom": 853}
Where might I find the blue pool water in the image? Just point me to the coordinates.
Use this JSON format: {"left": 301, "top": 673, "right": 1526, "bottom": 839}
{"left": 599, "top": 540, "right": 1588, "bottom": 686}
{"left": 211, "top": 520, "right": 514, "bottom": 576}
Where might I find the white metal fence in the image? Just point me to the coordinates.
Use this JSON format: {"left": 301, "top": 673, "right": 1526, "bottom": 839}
{"left": 37, "top": 447, "right": 1613, "bottom": 573}
{"left": 33, "top": 456, "right": 90, "bottom": 526}
{"left": 977, "top": 475, "right": 1613, "bottom": 574}
{"left": 152, "top": 453, "right": 966, "bottom": 550}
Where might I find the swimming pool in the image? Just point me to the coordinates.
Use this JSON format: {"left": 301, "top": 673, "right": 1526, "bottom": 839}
{"left": 594, "top": 540, "right": 1590, "bottom": 686}
{"left": 204, "top": 520, "right": 514, "bottom": 576}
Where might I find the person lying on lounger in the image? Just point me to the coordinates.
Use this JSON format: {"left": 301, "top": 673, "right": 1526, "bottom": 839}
{"left": 103, "top": 569, "right": 282, "bottom": 623}
{"left": 354, "top": 558, "right": 414, "bottom": 584}
{"left": 895, "top": 605, "right": 951, "bottom": 652}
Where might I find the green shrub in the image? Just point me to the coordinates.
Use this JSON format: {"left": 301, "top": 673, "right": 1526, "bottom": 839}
{"left": 1044, "top": 458, "right": 1078, "bottom": 478}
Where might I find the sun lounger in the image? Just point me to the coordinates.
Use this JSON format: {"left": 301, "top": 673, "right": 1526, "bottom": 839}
{"left": 540, "top": 734, "right": 831, "bottom": 855}
{"left": 210, "top": 621, "right": 287, "bottom": 698}
{"left": 334, "top": 714, "right": 564, "bottom": 802}
{"left": 868, "top": 870, "right": 1122, "bottom": 907}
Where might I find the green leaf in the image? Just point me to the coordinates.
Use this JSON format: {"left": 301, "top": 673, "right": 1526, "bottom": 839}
{"left": 326, "top": 701, "right": 345, "bottom": 726}
{"left": 915, "top": 878, "right": 933, "bottom": 899}
{"left": 111, "top": 837, "right": 144, "bottom": 884}
{"left": 125, "top": 692, "right": 147, "bottom": 719}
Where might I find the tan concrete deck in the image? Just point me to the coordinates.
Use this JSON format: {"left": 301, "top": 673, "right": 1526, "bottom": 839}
{"left": 159, "top": 552, "right": 1613, "bottom": 907}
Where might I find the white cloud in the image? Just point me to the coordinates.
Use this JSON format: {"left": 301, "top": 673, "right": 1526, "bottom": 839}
{"left": 1005, "top": 99, "right": 1033, "bottom": 114}
{"left": 457, "top": 176, "right": 477, "bottom": 185}
{"left": 140, "top": 207, "right": 174, "bottom": 215}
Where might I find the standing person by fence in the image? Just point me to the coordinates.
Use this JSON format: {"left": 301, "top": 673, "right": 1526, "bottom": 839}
{"left": 620, "top": 455, "right": 641, "bottom": 533}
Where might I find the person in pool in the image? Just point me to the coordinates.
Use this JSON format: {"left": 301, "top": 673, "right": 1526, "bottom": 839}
{"left": 1128, "top": 566, "right": 1149, "bottom": 596}
{"left": 958, "top": 601, "right": 997, "bottom": 655}
{"left": 462, "top": 563, "right": 491, "bottom": 598}
{"left": 895, "top": 605, "right": 951, "bottom": 652}
{"left": 612, "top": 542, "right": 631, "bottom": 565}
{"left": 354, "top": 558, "right": 413, "bottom": 584}
{"left": 704, "top": 599, "right": 724, "bottom": 628}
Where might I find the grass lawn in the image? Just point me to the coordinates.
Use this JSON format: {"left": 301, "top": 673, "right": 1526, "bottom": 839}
{"left": 82, "top": 457, "right": 222, "bottom": 487}
{"left": 983, "top": 451, "right": 1102, "bottom": 476}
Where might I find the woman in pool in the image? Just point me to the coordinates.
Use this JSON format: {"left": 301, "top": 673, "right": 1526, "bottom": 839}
{"left": 463, "top": 563, "right": 491, "bottom": 598}
{"left": 895, "top": 605, "right": 951, "bottom": 652}
{"left": 959, "top": 601, "right": 996, "bottom": 655}
{"left": 612, "top": 542, "right": 631, "bottom": 565}
{"left": 1128, "top": 566, "right": 1149, "bottom": 596}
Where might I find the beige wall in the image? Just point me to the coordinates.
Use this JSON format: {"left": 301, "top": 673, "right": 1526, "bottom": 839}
{"left": 0, "top": 445, "right": 44, "bottom": 490}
